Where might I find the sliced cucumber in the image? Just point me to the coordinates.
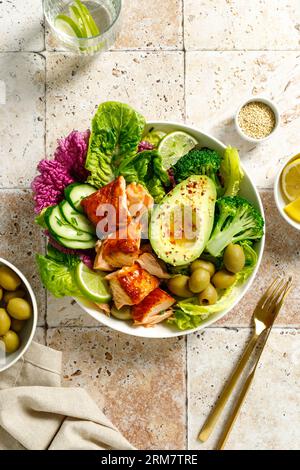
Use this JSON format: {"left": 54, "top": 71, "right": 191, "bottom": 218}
{"left": 54, "top": 14, "right": 82, "bottom": 38}
{"left": 59, "top": 200, "right": 95, "bottom": 235}
{"left": 64, "top": 183, "right": 97, "bottom": 213}
{"left": 69, "top": 4, "right": 88, "bottom": 37}
{"left": 45, "top": 205, "right": 93, "bottom": 241}
{"left": 55, "top": 235, "right": 96, "bottom": 250}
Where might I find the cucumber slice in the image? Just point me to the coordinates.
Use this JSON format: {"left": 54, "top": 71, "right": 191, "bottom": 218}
{"left": 75, "top": 0, "right": 100, "bottom": 36}
{"left": 59, "top": 200, "right": 95, "bottom": 235}
{"left": 69, "top": 4, "right": 88, "bottom": 37}
{"left": 55, "top": 235, "right": 96, "bottom": 250}
{"left": 54, "top": 14, "right": 82, "bottom": 38}
{"left": 64, "top": 183, "right": 97, "bottom": 213}
{"left": 45, "top": 205, "right": 93, "bottom": 241}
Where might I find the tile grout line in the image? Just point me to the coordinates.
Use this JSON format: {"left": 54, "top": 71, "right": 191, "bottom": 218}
{"left": 2, "top": 49, "right": 300, "bottom": 54}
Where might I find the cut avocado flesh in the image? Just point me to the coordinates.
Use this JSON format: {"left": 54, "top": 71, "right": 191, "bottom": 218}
{"left": 150, "top": 175, "right": 216, "bottom": 266}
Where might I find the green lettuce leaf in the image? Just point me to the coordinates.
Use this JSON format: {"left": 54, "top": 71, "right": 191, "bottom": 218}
{"left": 85, "top": 101, "right": 146, "bottom": 187}
{"left": 236, "top": 240, "right": 258, "bottom": 282}
{"left": 36, "top": 246, "right": 81, "bottom": 298}
{"left": 220, "top": 146, "right": 244, "bottom": 196}
{"left": 118, "top": 150, "right": 170, "bottom": 203}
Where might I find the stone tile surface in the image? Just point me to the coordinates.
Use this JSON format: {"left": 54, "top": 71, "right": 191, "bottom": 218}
{"left": 33, "top": 327, "right": 46, "bottom": 345}
{"left": 0, "top": 190, "right": 46, "bottom": 325}
{"left": 0, "top": 0, "right": 44, "bottom": 51}
{"left": 0, "top": 53, "right": 45, "bottom": 188}
{"left": 115, "top": 0, "right": 183, "bottom": 50}
{"left": 46, "top": 51, "right": 184, "bottom": 155}
{"left": 186, "top": 51, "right": 300, "bottom": 188}
{"left": 47, "top": 295, "right": 99, "bottom": 327}
{"left": 188, "top": 328, "right": 300, "bottom": 450}
{"left": 47, "top": 327, "right": 186, "bottom": 450}
{"left": 216, "top": 190, "right": 300, "bottom": 327}
{"left": 184, "top": 0, "right": 300, "bottom": 51}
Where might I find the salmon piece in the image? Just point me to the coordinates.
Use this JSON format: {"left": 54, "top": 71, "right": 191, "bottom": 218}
{"left": 93, "top": 241, "right": 114, "bottom": 271}
{"left": 136, "top": 252, "right": 170, "bottom": 279}
{"left": 102, "top": 223, "right": 141, "bottom": 268}
{"left": 132, "top": 288, "right": 175, "bottom": 326}
{"left": 126, "top": 182, "right": 154, "bottom": 219}
{"left": 106, "top": 263, "right": 159, "bottom": 309}
{"left": 81, "top": 176, "right": 129, "bottom": 232}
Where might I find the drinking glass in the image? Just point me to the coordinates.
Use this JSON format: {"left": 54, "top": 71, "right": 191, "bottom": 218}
{"left": 44, "top": 0, "right": 122, "bottom": 55}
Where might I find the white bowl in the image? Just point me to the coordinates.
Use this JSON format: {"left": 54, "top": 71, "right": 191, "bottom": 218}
{"left": 274, "top": 154, "right": 300, "bottom": 231}
{"left": 76, "top": 121, "right": 265, "bottom": 338}
{"left": 234, "top": 96, "right": 280, "bottom": 144}
{"left": 0, "top": 258, "right": 38, "bottom": 372}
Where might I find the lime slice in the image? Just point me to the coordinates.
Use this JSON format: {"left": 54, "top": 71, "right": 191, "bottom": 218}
{"left": 75, "top": 0, "right": 100, "bottom": 36}
{"left": 69, "top": 5, "right": 88, "bottom": 37}
{"left": 75, "top": 262, "right": 111, "bottom": 303}
{"left": 158, "top": 131, "right": 198, "bottom": 169}
{"left": 55, "top": 14, "right": 82, "bottom": 37}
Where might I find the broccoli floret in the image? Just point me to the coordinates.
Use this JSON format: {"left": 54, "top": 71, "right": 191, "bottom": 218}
{"left": 172, "top": 147, "right": 222, "bottom": 190}
{"left": 206, "top": 196, "right": 264, "bottom": 257}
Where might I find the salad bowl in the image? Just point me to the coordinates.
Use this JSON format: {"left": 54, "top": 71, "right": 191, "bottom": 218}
{"left": 74, "top": 121, "right": 265, "bottom": 339}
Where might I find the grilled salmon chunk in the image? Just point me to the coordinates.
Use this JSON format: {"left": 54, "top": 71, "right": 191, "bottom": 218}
{"left": 106, "top": 263, "right": 159, "bottom": 309}
{"left": 126, "top": 182, "right": 154, "bottom": 219}
{"left": 102, "top": 223, "right": 142, "bottom": 268}
{"left": 81, "top": 176, "right": 129, "bottom": 232}
{"left": 94, "top": 240, "right": 114, "bottom": 271}
{"left": 132, "top": 288, "right": 175, "bottom": 326}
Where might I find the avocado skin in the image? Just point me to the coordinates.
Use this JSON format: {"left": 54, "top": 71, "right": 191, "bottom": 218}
{"left": 150, "top": 175, "right": 216, "bottom": 266}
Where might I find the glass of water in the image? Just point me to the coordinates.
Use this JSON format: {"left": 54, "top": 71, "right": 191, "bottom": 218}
{"left": 44, "top": 0, "right": 122, "bottom": 55}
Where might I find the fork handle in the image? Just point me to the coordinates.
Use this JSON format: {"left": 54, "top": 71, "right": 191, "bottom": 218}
{"left": 198, "top": 332, "right": 259, "bottom": 442}
{"left": 216, "top": 369, "right": 255, "bottom": 450}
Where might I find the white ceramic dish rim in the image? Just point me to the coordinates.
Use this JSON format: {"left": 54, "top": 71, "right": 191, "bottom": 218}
{"left": 274, "top": 155, "right": 300, "bottom": 231}
{"left": 234, "top": 96, "right": 280, "bottom": 144}
{"left": 75, "top": 120, "right": 265, "bottom": 338}
{"left": 0, "top": 258, "right": 38, "bottom": 372}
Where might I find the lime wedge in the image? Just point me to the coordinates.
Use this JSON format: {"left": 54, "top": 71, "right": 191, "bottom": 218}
{"left": 69, "top": 5, "right": 88, "bottom": 37}
{"left": 75, "top": 0, "right": 100, "bottom": 36}
{"left": 55, "top": 14, "right": 83, "bottom": 37}
{"left": 158, "top": 131, "right": 198, "bottom": 169}
{"left": 75, "top": 262, "right": 111, "bottom": 303}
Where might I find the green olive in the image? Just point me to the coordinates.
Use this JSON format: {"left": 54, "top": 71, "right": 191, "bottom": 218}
{"left": 10, "top": 318, "right": 25, "bottom": 333}
{"left": 111, "top": 305, "right": 132, "bottom": 320}
{"left": 190, "top": 260, "right": 215, "bottom": 277}
{"left": 2, "top": 330, "right": 20, "bottom": 353}
{"left": 199, "top": 284, "right": 218, "bottom": 305}
{"left": 0, "top": 308, "right": 11, "bottom": 336}
{"left": 3, "top": 289, "right": 26, "bottom": 304}
{"left": 212, "top": 269, "right": 237, "bottom": 289}
{"left": 223, "top": 243, "right": 245, "bottom": 273}
{"left": 0, "top": 287, "right": 2, "bottom": 302}
{"left": 0, "top": 266, "right": 21, "bottom": 291}
{"left": 7, "top": 298, "right": 32, "bottom": 320}
{"left": 167, "top": 275, "right": 193, "bottom": 298}
{"left": 188, "top": 268, "right": 210, "bottom": 293}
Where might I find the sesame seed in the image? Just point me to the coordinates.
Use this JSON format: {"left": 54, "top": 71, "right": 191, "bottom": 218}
{"left": 238, "top": 101, "right": 276, "bottom": 139}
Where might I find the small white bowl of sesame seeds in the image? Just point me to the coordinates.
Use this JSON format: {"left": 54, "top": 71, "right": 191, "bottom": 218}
{"left": 235, "top": 97, "right": 280, "bottom": 143}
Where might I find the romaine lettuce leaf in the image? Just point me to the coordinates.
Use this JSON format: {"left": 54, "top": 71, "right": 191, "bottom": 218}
{"left": 118, "top": 149, "right": 170, "bottom": 202}
{"left": 36, "top": 246, "right": 81, "bottom": 298}
{"left": 85, "top": 101, "right": 145, "bottom": 187}
{"left": 220, "top": 146, "right": 244, "bottom": 197}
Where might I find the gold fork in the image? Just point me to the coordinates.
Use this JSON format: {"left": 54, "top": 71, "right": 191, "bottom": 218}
{"left": 198, "top": 277, "right": 292, "bottom": 443}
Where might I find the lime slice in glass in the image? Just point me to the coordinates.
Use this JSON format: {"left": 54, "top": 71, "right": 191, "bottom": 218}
{"left": 158, "top": 131, "right": 198, "bottom": 169}
{"left": 54, "top": 14, "right": 82, "bottom": 38}
{"left": 75, "top": 262, "right": 111, "bottom": 303}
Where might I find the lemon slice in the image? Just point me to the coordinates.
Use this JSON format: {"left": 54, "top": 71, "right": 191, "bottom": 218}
{"left": 284, "top": 196, "right": 300, "bottom": 223}
{"left": 75, "top": 262, "right": 111, "bottom": 303}
{"left": 158, "top": 131, "right": 198, "bottom": 170}
{"left": 281, "top": 158, "right": 300, "bottom": 202}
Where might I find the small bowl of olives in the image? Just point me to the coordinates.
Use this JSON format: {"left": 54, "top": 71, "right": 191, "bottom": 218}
{"left": 0, "top": 258, "right": 37, "bottom": 372}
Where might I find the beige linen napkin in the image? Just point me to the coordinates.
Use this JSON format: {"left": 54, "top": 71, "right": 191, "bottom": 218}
{"left": 0, "top": 341, "right": 134, "bottom": 450}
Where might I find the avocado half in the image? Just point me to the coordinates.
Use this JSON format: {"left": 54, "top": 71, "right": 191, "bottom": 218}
{"left": 149, "top": 175, "right": 216, "bottom": 266}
